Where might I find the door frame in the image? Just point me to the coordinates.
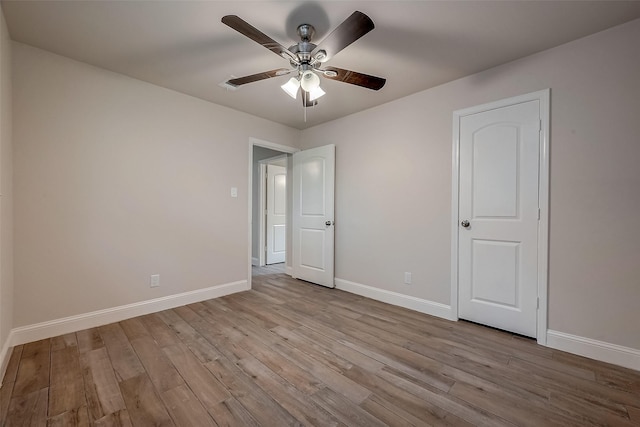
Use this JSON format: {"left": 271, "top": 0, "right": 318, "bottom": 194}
{"left": 248, "top": 138, "right": 298, "bottom": 286}
{"left": 450, "top": 89, "right": 550, "bottom": 345}
{"left": 258, "top": 156, "right": 287, "bottom": 267}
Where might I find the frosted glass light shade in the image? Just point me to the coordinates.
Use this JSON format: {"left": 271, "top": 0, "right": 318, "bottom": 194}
{"left": 309, "top": 86, "right": 325, "bottom": 101}
{"left": 281, "top": 78, "right": 300, "bottom": 99}
{"left": 300, "top": 70, "right": 320, "bottom": 91}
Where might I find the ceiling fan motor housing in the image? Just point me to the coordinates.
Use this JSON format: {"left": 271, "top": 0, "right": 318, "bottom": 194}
{"left": 287, "top": 24, "right": 317, "bottom": 64}
{"left": 297, "top": 24, "right": 315, "bottom": 42}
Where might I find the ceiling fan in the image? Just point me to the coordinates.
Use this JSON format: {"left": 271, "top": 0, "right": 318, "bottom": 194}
{"left": 221, "top": 11, "right": 386, "bottom": 107}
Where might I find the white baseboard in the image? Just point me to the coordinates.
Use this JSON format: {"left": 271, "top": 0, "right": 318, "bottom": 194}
{"left": 251, "top": 257, "right": 259, "bottom": 267}
{"left": 334, "top": 278, "right": 453, "bottom": 321}
{"left": 286, "top": 265, "right": 294, "bottom": 277}
{"left": 547, "top": 330, "right": 640, "bottom": 371}
{"left": 9, "top": 280, "right": 248, "bottom": 348}
{"left": 0, "top": 330, "right": 16, "bottom": 387}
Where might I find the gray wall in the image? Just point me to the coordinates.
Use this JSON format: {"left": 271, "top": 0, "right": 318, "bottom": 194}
{"left": 0, "top": 6, "right": 14, "bottom": 364}
{"left": 300, "top": 19, "right": 640, "bottom": 350}
{"left": 12, "top": 42, "right": 298, "bottom": 327}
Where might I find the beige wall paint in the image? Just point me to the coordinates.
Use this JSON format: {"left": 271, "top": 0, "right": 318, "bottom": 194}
{"left": 12, "top": 43, "right": 298, "bottom": 327}
{"left": 300, "top": 19, "right": 640, "bottom": 350}
{"left": 0, "top": 6, "right": 13, "bottom": 355}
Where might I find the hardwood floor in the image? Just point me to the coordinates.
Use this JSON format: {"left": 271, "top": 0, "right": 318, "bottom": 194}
{"left": 1, "top": 271, "right": 639, "bottom": 426}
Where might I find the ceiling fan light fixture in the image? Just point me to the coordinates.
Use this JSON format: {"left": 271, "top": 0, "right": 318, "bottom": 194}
{"left": 309, "top": 86, "right": 326, "bottom": 101}
{"left": 300, "top": 70, "right": 320, "bottom": 91}
{"left": 281, "top": 77, "right": 300, "bottom": 99}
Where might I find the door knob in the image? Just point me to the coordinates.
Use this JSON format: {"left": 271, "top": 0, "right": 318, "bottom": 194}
{"left": 325, "top": 220, "right": 334, "bottom": 226}
{"left": 460, "top": 220, "right": 470, "bottom": 228}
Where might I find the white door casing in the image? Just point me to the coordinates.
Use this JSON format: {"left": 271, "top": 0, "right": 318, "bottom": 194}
{"left": 452, "top": 90, "right": 550, "bottom": 343}
{"left": 292, "top": 144, "right": 335, "bottom": 288}
{"left": 266, "top": 164, "right": 286, "bottom": 264}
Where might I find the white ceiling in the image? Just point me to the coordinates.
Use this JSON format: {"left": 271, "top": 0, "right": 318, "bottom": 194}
{"left": 3, "top": 1, "right": 640, "bottom": 129}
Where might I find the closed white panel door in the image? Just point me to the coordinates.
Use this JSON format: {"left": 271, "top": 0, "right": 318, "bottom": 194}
{"left": 266, "top": 164, "right": 286, "bottom": 264}
{"left": 292, "top": 144, "right": 335, "bottom": 288}
{"left": 459, "top": 100, "right": 540, "bottom": 337}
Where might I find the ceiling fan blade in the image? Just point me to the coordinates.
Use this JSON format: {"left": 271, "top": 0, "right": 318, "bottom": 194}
{"left": 302, "top": 90, "right": 318, "bottom": 108}
{"left": 222, "top": 15, "right": 298, "bottom": 63}
{"left": 227, "top": 68, "right": 292, "bottom": 86}
{"left": 311, "top": 11, "right": 374, "bottom": 62}
{"left": 321, "top": 66, "right": 386, "bottom": 90}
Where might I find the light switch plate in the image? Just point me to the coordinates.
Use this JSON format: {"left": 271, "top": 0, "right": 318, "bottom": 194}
{"left": 231, "top": 187, "right": 238, "bottom": 198}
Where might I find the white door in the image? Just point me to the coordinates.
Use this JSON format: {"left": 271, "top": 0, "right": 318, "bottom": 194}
{"left": 266, "top": 164, "right": 286, "bottom": 264}
{"left": 292, "top": 144, "right": 335, "bottom": 288}
{"left": 458, "top": 100, "right": 540, "bottom": 337}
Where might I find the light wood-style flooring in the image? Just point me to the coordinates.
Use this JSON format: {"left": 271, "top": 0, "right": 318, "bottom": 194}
{"left": 1, "top": 269, "right": 639, "bottom": 426}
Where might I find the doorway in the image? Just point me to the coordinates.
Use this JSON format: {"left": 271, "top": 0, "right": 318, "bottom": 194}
{"left": 261, "top": 158, "right": 287, "bottom": 265}
{"left": 248, "top": 138, "right": 297, "bottom": 282}
{"left": 248, "top": 139, "right": 336, "bottom": 290}
{"left": 450, "top": 90, "right": 550, "bottom": 344}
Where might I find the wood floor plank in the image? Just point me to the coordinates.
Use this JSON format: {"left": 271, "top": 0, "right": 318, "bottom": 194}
{"left": 0, "top": 379, "right": 13, "bottom": 426}
{"left": 119, "top": 373, "right": 174, "bottom": 426}
{"left": 98, "top": 323, "right": 145, "bottom": 383}
{"left": 48, "top": 345, "right": 86, "bottom": 417}
{"left": 302, "top": 313, "right": 455, "bottom": 393}
{"left": 129, "top": 335, "right": 183, "bottom": 393}
{"left": 137, "top": 313, "right": 181, "bottom": 348}
{"left": 549, "top": 390, "right": 636, "bottom": 426}
{"left": 188, "top": 302, "right": 251, "bottom": 346}
{"left": 3, "top": 268, "right": 639, "bottom": 426}
{"left": 508, "top": 357, "right": 640, "bottom": 408}
{"left": 208, "top": 398, "right": 261, "bottom": 427}
{"left": 0, "top": 345, "right": 23, "bottom": 426}
{"left": 270, "top": 340, "right": 372, "bottom": 404}
{"left": 161, "top": 384, "right": 217, "bottom": 427}
{"left": 269, "top": 325, "right": 354, "bottom": 373}
{"left": 344, "top": 363, "right": 473, "bottom": 426}
{"left": 449, "top": 380, "right": 580, "bottom": 426}
{"left": 204, "top": 356, "right": 300, "bottom": 426}
{"left": 404, "top": 339, "right": 553, "bottom": 402}
{"left": 236, "top": 355, "right": 343, "bottom": 426}
{"left": 158, "top": 308, "right": 222, "bottom": 363}
{"left": 119, "top": 317, "right": 150, "bottom": 342}
{"left": 376, "top": 365, "right": 513, "bottom": 427}
{"left": 232, "top": 292, "right": 302, "bottom": 330}
{"left": 93, "top": 409, "right": 133, "bottom": 427}
{"left": 236, "top": 334, "right": 322, "bottom": 395}
{"left": 11, "top": 339, "right": 51, "bottom": 398}
{"left": 76, "top": 328, "right": 104, "bottom": 354}
{"left": 80, "top": 347, "right": 127, "bottom": 422}
{"left": 627, "top": 405, "right": 640, "bottom": 422}
{"left": 294, "top": 325, "right": 386, "bottom": 372}
{"left": 46, "top": 406, "right": 90, "bottom": 427}
{"left": 358, "top": 395, "right": 420, "bottom": 427}
{"left": 162, "top": 343, "right": 230, "bottom": 410}
{"left": 312, "top": 386, "right": 388, "bottom": 427}
{"left": 6, "top": 386, "right": 49, "bottom": 426}
{"left": 50, "top": 333, "right": 77, "bottom": 352}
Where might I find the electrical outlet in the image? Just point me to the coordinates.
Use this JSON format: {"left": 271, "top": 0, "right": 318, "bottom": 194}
{"left": 404, "top": 272, "right": 412, "bottom": 285}
{"left": 150, "top": 274, "right": 160, "bottom": 288}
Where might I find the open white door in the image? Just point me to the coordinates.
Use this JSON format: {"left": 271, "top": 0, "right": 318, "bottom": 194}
{"left": 292, "top": 144, "right": 335, "bottom": 288}
{"left": 266, "top": 164, "right": 286, "bottom": 264}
